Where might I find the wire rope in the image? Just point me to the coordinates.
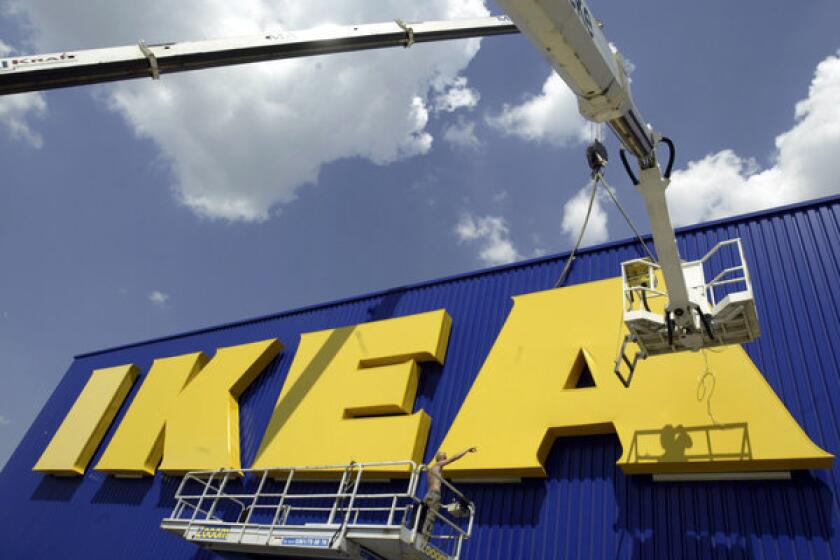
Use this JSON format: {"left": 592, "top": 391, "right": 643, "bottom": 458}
{"left": 598, "top": 175, "right": 657, "bottom": 264}
{"left": 554, "top": 174, "right": 600, "bottom": 288}
{"left": 555, "top": 137, "right": 656, "bottom": 290}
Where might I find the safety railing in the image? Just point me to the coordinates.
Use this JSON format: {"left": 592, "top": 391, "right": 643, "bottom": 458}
{"left": 163, "top": 460, "right": 474, "bottom": 559}
{"left": 420, "top": 465, "right": 476, "bottom": 559}
{"left": 621, "top": 258, "right": 667, "bottom": 313}
{"left": 700, "top": 239, "right": 752, "bottom": 308}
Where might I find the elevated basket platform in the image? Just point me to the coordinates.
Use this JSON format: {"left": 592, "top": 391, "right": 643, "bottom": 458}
{"left": 615, "top": 239, "right": 760, "bottom": 386}
{"left": 621, "top": 238, "right": 760, "bottom": 356}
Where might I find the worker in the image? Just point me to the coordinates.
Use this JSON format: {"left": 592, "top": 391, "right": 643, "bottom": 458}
{"left": 420, "top": 447, "right": 477, "bottom": 540}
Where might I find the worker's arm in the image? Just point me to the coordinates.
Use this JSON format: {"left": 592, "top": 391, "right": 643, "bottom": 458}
{"left": 437, "top": 447, "right": 477, "bottom": 467}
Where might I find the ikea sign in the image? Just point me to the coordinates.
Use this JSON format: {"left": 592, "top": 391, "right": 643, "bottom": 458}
{"left": 33, "top": 277, "right": 833, "bottom": 478}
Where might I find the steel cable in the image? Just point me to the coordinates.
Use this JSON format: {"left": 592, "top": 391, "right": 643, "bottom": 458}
{"left": 598, "top": 175, "right": 657, "bottom": 264}
{"left": 555, "top": 174, "right": 600, "bottom": 288}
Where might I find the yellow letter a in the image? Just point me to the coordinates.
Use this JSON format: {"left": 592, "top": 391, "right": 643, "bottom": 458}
{"left": 439, "top": 279, "right": 832, "bottom": 478}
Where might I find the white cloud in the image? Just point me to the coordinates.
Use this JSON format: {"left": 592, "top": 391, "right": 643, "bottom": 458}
{"left": 668, "top": 51, "right": 840, "bottom": 225}
{"left": 0, "top": 94, "right": 47, "bottom": 148}
{"left": 443, "top": 117, "right": 480, "bottom": 150}
{"left": 560, "top": 183, "right": 609, "bottom": 246}
{"left": 8, "top": 0, "right": 490, "bottom": 221}
{"left": 0, "top": 416, "right": 10, "bottom": 426}
{"left": 148, "top": 290, "right": 170, "bottom": 307}
{"left": 433, "top": 76, "right": 480, "bottom": 112}
{"left": 0, "top": 41, "right": 47, "bottom": 147}
{"left": 487, "top": 73, "right": 589, "bottom": 146}
{"left": 455, "top": 213, "right": 521, "bottom": 265}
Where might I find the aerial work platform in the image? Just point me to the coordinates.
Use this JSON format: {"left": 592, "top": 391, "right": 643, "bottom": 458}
{"left": 615, "top": 239, "right": 760, "bottom": 385}
{"left": 160, "top": 461, "right": 474, "bottom": 560}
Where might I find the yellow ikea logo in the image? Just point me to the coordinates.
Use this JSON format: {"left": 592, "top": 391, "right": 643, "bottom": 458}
{"left": 33, "top": 277, "right": 833, "bottom": 478}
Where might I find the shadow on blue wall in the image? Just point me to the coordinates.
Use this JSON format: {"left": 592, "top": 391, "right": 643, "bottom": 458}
{"left": 31, "top": 475, "right": 82, "bottom": 502}
{"left": 157, "top": 474, "right": 186, "bottom": 509}
{"left": 416, "top": 362, "right": 444, "bottom": 403}
{"left": 455, "top": 435, "right": 834, "bottom": 559}
{"left": 461, "top": 434, "right": 835, "bottom": 559}
{"left": 367, "top": 290, "right": 405, "bottom": 321}
{"left": 92, "top": 476, "right": 154, "bottom": 505}
{"left": 616, "top": 466, "right": 834, "bottom": 559}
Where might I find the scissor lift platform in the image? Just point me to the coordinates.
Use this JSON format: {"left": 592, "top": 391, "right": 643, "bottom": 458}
{"left": 161, "top": 520, "right": 450, "bottom": 559}
{"left": 160, "top": 461, "right": 473, "bottom": 560}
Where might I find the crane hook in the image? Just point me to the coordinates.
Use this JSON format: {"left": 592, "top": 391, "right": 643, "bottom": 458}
{"left": 586, "top": 139, "right": 609, "bottom": 176}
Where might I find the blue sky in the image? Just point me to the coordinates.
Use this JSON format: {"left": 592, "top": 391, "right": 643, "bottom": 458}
{"left": 1, "top": 0, "right": 839, "bottom": 468}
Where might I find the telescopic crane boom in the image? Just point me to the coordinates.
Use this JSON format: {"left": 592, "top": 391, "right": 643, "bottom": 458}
{"left": 0, "top": 2, "right": 760, "bottom": 387}
{"left": 495, "top": 0, "right": 759, "bottom": 386}
{"left": 0, "top": 17, "right": 518, "bottom": 95}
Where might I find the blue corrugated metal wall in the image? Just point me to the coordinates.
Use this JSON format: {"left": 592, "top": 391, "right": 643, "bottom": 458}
{"left": 2, "top": 195, "right": 840, "bottom": 559}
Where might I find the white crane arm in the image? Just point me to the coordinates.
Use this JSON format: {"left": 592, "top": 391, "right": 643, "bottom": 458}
{"left": 495, "top": 0, "right": 761, "bottom": 370}
{"left": 495, "top": 0, "right": 690, "bottom": 315}
{"left": 0, "top": 16, "right": 517, "bottom": 96}
{"left": 494, "top": 0, "right": 653, "bottom": 160}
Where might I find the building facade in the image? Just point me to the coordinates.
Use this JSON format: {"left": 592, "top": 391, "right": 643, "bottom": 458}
{"left": 2, "top": 195, "right": 840, "bottom": 559}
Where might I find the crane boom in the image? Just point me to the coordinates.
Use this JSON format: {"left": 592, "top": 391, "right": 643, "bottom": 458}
{"left": 495, "top": 0, "right": 691, "bottom": 310}
{"left": 0, "top": 3, "right": 760, "bottom": 384}
{"left": 0, "top": 16, "right": 517, "bottom": 96}
{"left": 495, "top": 0, "right": 653, "bottom": 161}
{"left": 494, "top": 0, "right": 759, "bottom": 380}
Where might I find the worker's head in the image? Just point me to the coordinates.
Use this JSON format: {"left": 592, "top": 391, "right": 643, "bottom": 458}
{"left": 435, "top": 451, "right": 447, "bottom": 462}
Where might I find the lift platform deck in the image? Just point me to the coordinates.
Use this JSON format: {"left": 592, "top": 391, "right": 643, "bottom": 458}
{"left": 160, "top": 461, "right": 474, "bottom": 560}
